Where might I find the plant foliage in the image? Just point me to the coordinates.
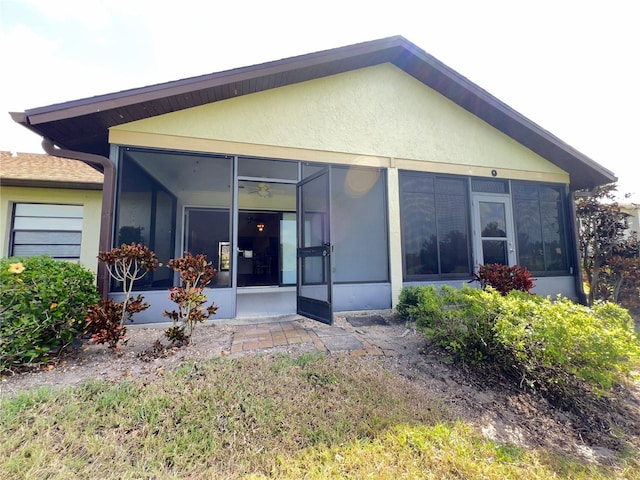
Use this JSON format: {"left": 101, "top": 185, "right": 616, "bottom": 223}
{"left": 84, "top": 296, "right": 148, "bottom": 349}
{"left": 471, "top": 263, "right": 535, "bottom": 295}
{"left": 163, "top": 252, "right": 218, "bottom": 342}
{"left": 0, "top": 256, "right": 99, "bottom": 373}
{"left": 575, "top": 184, "right": 637, "bottom": 307}
{"left": 96, "top": 243, "right": 157, "bottom": 326}
{"left": 86, "top": 243, "right": 157, "bottom": 351}
{"left": 397, "top": 285, "right": 640, "bottom": 392}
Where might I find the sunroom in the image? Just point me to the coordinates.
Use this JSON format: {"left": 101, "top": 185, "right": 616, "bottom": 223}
{"left": 113, "top": 147, "right": 390, "bottom": 323}
{"left": 10, "top": 36, "right": 616, "bottom": 325}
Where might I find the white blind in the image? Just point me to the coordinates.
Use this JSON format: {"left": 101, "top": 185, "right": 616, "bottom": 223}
{"left": 11, "top": 203, "right": 83, "bottom": 261}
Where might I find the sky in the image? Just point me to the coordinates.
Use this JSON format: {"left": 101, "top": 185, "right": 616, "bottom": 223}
{"left": 1, "top": 0, "right": 638, "bottom": 202}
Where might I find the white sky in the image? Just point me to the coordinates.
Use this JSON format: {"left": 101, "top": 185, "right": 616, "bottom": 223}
{"left": 1, "top": 0, "right": 638, "bottom": 201}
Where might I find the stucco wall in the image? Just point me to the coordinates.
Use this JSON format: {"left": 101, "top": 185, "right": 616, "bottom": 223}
{"left": 111, "top": 63, "right": 568, "bottom": 184}
{"left": 0, "top": 186, "right": 102, "bottom": 273}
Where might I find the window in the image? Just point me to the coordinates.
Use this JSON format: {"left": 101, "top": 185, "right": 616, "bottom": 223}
{"left": 399, "top": 171, "right": 471, "bottom": 279}
{"left": 10, "top": 203, "right": 83, "bottom": 261}
{"left": 512, "top": 182, "right": 570, "bottom": 273}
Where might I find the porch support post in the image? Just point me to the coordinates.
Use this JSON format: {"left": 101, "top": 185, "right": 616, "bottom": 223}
{"left": 386, "top": 165, "right": 403, "bottom": 308}
{"left": 569, "top": 190, "right": 588, "bottom": 305}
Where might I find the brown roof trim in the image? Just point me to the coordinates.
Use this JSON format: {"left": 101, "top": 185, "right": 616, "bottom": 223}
{"left": 1, "top": 178, "right": 102, "bottom": 190}
{"left": 11, "top": 36, "right": 616, "bottom": 190}
{"left": 22, "top": 38, "right": 406, "bottom": 125}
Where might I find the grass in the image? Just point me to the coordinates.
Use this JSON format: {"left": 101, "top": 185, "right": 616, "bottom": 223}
{"left": 1, "top": 353, "right": 638, "bottom": 479}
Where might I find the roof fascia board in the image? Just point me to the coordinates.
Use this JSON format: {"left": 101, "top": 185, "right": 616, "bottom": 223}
{"left": 1, "top": 178, "right": 102, "bottom": 190}
{"left": 24, "top": 38, "right": 405, "bottom": 126}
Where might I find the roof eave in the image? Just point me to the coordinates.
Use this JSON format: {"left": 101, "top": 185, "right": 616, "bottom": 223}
{"left": 11, "top": 36, "right": 616, "bottom": 191}
{"left": 1, "top": 178, "right": 103, "bottom": 190}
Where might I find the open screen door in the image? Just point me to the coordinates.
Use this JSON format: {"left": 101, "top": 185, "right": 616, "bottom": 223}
{"left": 296, "top": 168, "right": 333, "bottom": 324}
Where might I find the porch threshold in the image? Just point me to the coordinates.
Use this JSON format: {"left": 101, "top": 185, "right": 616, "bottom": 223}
{"left": 236, "top": 286, "right": 295, "bottom": 294}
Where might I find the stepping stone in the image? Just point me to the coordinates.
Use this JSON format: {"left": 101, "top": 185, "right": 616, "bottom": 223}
{"left": 346, "top": 315, "right": 389, "bottom": 327}
{"left": 320, "top": 334, "right": 364, "bottom": 353}
{"left": 312, "top": 326, "right": 348, "bottom": 338}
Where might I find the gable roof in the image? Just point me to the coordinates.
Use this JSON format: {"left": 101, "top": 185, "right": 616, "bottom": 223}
{"left": 0, "top": 151, "right": 103, "bottom": 189}
{"left": 10, "top": 36, "right": 615, "bottom": 191}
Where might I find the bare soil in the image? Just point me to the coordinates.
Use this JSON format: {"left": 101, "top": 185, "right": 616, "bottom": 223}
{"left": 1, "top": 313, "right": 639, "bottom": 465}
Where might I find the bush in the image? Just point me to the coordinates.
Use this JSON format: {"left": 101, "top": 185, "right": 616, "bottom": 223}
{"left": 163, "top": 252, "right": 218, "bottom": 343}
{"left": 398, "top": 285, "right": 505, "bottom": 363}
{"left": 84, "top": 296, "right": 148, "bottom": 350}
{"left": 97, "top": 243, "right": 157, "bottom": 327}
{"left": 396, "top": 285, "right": 640, "bottom": 391}
{"left": 0, "top": 256, "right": 99, "bottom": 373}
{"left": 471, "top": 263, "right": 535, "bottom": 295}
{"left": 495, "top": 295, "right": 640, "bottom": 390}
{"left": 395, "top": 286, "right": 429, "bottom": 320}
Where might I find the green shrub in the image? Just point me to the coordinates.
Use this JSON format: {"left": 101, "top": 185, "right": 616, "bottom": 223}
{"left": 396, "top": 286, "right": 426, "bottom": 319}
{"left": 397, "top": 285, "right": 504, "bottom": 363}
{"left": 0, "top": 256, "right": 99, "bottom": 373}
{"left": 397, "top": 285, "right": 640, "bottom": 391}
{"left": 495, "top": 295, "right": 640, "bottom": 390}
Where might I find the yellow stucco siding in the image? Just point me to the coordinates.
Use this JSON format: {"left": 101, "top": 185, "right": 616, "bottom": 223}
{"left": 110, "top": 63, "right": 568, "bottom": 182}
{"left": 0, "top": 187, "right": 102, "bottom": 273}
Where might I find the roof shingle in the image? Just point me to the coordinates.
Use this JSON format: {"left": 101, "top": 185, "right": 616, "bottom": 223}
{"left": 0, "top": 151, "right": 103, "bottom": 189}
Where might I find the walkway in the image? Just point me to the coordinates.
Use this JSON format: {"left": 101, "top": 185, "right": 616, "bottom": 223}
{"left": 230, "top": 312, "right": 408, "bottom": 357}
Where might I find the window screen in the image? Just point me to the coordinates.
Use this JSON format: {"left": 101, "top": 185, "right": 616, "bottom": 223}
{"left": 512, "top": 182, "right": 570, "bottom": 273}
{"left": 399, "top": 171, "right": 471, "bottom": 279}
{"left": 331, "top": 166, "right": 389, "bottom": 283}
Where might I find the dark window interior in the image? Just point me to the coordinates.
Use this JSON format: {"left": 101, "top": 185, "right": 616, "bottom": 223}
{"left": 237, "top": 211, "right": 284, "bottom": 286}
{"left": 512, "top": 182, "right": 570, "bottom": 273}
{"left": 399, "top": 171, "right": 471, "bottom": 279}
{"left": 115, "top": 153, "right": 176, "bottom": 290}
{"left": 184, "top": 208, "right": 231, "bottom": 287}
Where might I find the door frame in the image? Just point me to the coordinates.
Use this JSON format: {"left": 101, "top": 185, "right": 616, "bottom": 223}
{"left": 471, "top": 193, "right": 517, "bottom": 268}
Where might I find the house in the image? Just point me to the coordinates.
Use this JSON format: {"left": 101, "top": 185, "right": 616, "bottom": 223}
{"left": 620, "top": 203, "right": 640, "bottom": 237}
{"left": 10, "top": 36, "right": 616, "bottom": 324}
{"left": 0, "top": 151, "right": 103, "bottom": 273}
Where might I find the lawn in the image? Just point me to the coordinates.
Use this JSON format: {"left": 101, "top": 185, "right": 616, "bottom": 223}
{"left": 1, "top": 353, "right": 638, "bottom": 479}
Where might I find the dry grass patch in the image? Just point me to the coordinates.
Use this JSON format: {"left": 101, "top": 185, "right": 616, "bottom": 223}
{"left": 1, "top": 353, "right": 637, "bottom": 479}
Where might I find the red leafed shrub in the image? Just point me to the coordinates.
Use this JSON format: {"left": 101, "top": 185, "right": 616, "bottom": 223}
{"left": 97, "top": 243, "right": 157, "bottom": 327}
{"left": 472, "top": 264, "right": 535, "bottom": 295}
{"left": 163, "top": 252, "right": 218, "bottom": 343}
{"left": 84, "top": 296, "right": 149, "bottom": 350}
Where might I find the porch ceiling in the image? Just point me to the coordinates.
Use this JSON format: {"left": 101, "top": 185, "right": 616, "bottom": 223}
{"left": 11, "top": 36, "right": 615, "bottom": 191}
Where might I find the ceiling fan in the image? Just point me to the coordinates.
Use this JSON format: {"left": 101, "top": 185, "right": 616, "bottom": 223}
{"left": 249, "top": 182, "right": 272, "bottom": 198}
{"left": 239, "top": 181, "right": 292, "bottom": 198}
